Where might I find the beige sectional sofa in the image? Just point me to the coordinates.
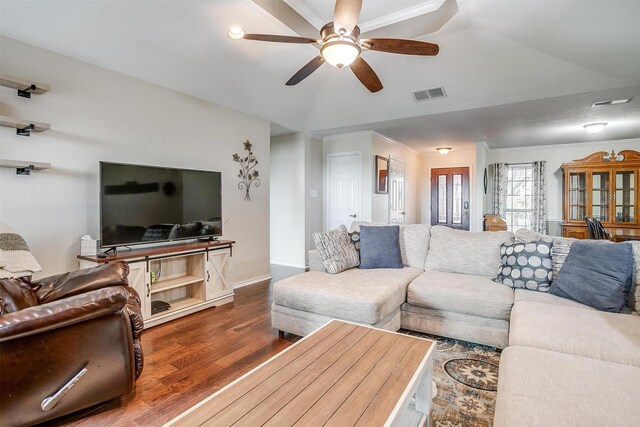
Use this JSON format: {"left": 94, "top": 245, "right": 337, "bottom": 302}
{"left": 272, "top": 223, "right": 640, "bottom": 426}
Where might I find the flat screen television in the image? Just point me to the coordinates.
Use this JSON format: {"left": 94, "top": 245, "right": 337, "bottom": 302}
{"left": 100, "top": 162, "right": 222, "bottom": 248}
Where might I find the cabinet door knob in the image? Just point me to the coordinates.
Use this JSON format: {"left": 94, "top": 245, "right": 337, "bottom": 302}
{"left": 349, "top": 214, "right": 357, "bottom": 218}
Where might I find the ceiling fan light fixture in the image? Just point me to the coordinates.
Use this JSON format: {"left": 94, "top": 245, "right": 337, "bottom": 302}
{"left": 437, "top": 147, "right": 452, "bottom": 155}
{"left": 321, "top": 40, "right": 360, "bottom": 68}
{"left": 228, "top": 27, "right": 245, "bottom": 40}
{"left": 583, "top": 122, "right": 608, "bottom": 134}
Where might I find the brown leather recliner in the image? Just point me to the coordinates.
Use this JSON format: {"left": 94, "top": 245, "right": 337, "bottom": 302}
{"left": 0, "top": 262, "right": 144, "bottom": 427}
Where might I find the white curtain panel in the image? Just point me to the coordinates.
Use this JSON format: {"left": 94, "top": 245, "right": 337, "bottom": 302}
{"left": 531, "top": 160, "right": 547, "bottom": 233}
{"left": 492, "top": 163, "right": 508, "bottom": 217}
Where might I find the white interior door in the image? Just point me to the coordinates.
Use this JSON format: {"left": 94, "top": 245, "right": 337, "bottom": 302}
{"left": 389, "top": 158, "right": 406, "bottom": 224}
{"left": 328, "top": 153, "right": 361, "bottom": 230}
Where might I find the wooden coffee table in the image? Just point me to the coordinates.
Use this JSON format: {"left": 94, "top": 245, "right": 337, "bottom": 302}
{"left": 165, "top": 320, "right": 435, "bottom": 427}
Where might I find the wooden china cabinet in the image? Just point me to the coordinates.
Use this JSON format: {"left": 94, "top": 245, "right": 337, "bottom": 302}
{"left": 561, "top": 150, "right": 640, "bottom": 240}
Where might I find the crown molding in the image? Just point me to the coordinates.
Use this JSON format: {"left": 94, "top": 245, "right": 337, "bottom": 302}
{"left": 283, "top": 0, "right": 447, "bottom": 34}
{"left": 322, "top": 130, "right": 375, "bottom": 142}
{"left": 371, "top": 131, "right": 422, "bottom": 156}
{"left": 283, "top": 0, "right": 325, "bottom": 30}
{"left": 360, "top": 0, "right": 447, "bottom": 33}
{"left": 476, "top": 141, "right": 490, "bottom": 151}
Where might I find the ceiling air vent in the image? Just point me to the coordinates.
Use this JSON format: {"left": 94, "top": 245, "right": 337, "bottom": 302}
{"left": 412, "top": 86, "right": 447, "bottom": 102}
{"left": 591, "top": 98, "right": 631, "bottom": 107}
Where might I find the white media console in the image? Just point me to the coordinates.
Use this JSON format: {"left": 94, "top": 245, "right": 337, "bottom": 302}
{"left": 78, "top": 240, "right": 234, "bottom": 328}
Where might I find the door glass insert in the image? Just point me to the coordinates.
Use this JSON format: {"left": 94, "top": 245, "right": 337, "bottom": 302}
{"left": 452, "top": 174, "right": 462, "bottom": 224}
{"left": 591, "top": 172, "right": 610, "bottom": 222}
{"left": 568, "top": 172, "right": 586, "bottom": 221}
{"left": 438, "top": 175, "right": 447, "bottom": 223}
{"left": 615, "top": 171, "right": 635, "bottom": 222}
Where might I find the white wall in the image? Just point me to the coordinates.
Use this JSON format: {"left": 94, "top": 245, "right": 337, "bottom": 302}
{"left": 269, "top": 132, "right": 323, "bottom": 267}
{"left": 269, "top": 133, "right": 306, "bottom": 268}
{"left": 421, "top": 149, "right": 480, "bottom": 230}
{"left": 487, "top": 138, "right": 640, "bottom": 222}
{"left": 0, "top": 37, "right": 271, "bottom": 284}
{"left": 305, "top": 135, "right": 323, "bottom": 255}
{"left": 371, "top": 133, "right": 422, "bottom": 224}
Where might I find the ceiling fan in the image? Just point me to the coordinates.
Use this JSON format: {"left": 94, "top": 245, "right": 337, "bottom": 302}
{"left": 239, "top": 0, "right": 440, "bottom": 93}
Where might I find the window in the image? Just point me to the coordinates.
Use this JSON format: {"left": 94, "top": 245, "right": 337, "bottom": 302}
{"left": 505, "top": 165, "right": 533, "bottom": 232}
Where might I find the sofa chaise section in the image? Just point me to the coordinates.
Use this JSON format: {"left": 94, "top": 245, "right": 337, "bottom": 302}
{"left": 272, "top": 267, "right": 423, "bottom": 336}
{"left": 509, "top": 300, "right": 640, "bottom": 367}
{"left": 494, "top": 346, "right": 640, "bottom": 427}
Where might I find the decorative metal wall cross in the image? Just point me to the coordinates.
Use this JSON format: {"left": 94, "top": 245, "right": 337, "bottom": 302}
{"left": 232, "top": 140, "right": 260, "bottom": 201}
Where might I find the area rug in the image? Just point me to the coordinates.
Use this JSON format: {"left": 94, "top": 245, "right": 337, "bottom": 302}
{"left": 401, "top": 330, "right": 501, "bottom": 427}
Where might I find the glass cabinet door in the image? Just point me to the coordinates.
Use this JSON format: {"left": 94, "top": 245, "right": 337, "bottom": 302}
{"left": 614, "top": 170, "right": 635, "bottom": 223}
{"left": 590, "top": 171, "right": 610, "bottom": 222}
{"left": 568, "top": 172, "right": 587, "bottom": 221}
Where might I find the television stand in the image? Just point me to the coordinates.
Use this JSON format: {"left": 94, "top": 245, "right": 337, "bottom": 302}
{"left": 78, "top": 240, "right": 235, "bottom": 328}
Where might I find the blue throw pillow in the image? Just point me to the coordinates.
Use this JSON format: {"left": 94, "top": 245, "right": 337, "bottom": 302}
{"left": 359, "top": 225, "right": 403, "bottom": 269}
{"left": 550, "top": 241, "right": 633, "bottom": 312}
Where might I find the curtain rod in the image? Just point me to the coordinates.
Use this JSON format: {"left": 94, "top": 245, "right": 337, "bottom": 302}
{"left": 504, "top": 162, "right": 534, "bottom": 166}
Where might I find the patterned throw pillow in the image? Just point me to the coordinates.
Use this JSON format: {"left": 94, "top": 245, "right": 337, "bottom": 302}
{"left": 496, "top": 241, "right": 553, "bottom": 291}
{"left": 312, "top": 225, "right": 360, "bottom": 274}
{"left": 348, "top": 230, "right": 361, "bottom": 252}
{"left": 551, "top": 239, "right": 573, "bottom": 279}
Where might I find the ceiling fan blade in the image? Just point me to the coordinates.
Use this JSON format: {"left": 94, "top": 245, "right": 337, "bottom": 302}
{"left": 286, "top": 56, "right": 325, "bottom": 86}
{"left": 363, "top": 38, "right": 440, "bottom": 55}
{"left": 349, "top": 57, "right": 383, "bottom": 93}
{"left": 243, "top": 34, "right": 317, "bottom": 44}
{"left": 333, "top": 0, "right": 362, "bottom": 34}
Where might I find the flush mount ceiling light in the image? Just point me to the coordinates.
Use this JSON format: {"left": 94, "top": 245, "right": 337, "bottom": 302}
{"left": 228, "top": 27, "right": 245, "bottom": 39}
{"left": 583, "top": 123, "right": 608, "bottom": 134}
{"left": 436, "top": 147, "right": 452, "bottom": 155}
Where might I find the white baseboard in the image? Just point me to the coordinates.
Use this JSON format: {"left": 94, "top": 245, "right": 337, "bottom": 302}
{"left": 233, "top": 274, "right": 272, "bottom": 289}
{"left": 270, "top": 261, "right": 307, "bottom": 269}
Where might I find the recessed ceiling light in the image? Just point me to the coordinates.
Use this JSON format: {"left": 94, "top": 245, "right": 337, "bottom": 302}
{"left": 583, "top": 123, "right": 608, "bottom": 134}
{"left": 436, "top": 147, "right": 452, "bottom": 155}
{"left": 228, "top": 27, "right": 245, "bottom": 39}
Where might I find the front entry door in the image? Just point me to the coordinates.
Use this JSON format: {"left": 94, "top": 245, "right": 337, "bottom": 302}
{"left": 328, "top": 153, "right": 361, "bottom": 230}
{"left": 389, "top": 158, "right": 406, "bottom": 224}
{"left": 431, "top": 167, "right": 470, "bottom": 230}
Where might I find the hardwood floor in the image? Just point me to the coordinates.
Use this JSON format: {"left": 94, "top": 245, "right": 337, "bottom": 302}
{"left": 65, "top": 266, "right": 304, "bottom": 427}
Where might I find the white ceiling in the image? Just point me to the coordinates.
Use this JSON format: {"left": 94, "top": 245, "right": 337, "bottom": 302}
{"left": 1, "top": 0, "right": 639, "bottom": 152}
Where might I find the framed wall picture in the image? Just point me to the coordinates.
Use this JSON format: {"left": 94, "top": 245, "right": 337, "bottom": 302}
{"left": 375, "top": 155, "right": 389, "bottom": 194}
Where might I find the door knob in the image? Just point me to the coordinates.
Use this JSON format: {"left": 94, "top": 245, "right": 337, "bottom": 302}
{"left": 349, "top": 214, "right": 357, "bottom": 218}
{"left": 464, "top": 201, "right": 469, "bottom": 209}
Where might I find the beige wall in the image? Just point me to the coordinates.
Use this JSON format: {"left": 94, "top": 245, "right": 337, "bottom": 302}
{"left": 0, "top": 37, "right": 271, "bottom": 285}
{"left": 270, "top": 133, "right": 306, "bottom": 267}
{"left": 305, "top": 135, "right": 323, "bottom": 256}
{"left": 270, "top": 132, "right": 323, "bottom": 267}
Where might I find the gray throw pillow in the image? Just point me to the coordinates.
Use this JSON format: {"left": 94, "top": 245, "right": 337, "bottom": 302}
{"left": 496, "top": 241, "right": 553, "bottom": 291}
{"left": 550, "top": 241, "right": 634, "bottom": 312}
{"left": 359, "top": 225, "right": 403, "bottom": 269}
{"left": 312, "top": 225, "right": 360, "bottom": 274}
